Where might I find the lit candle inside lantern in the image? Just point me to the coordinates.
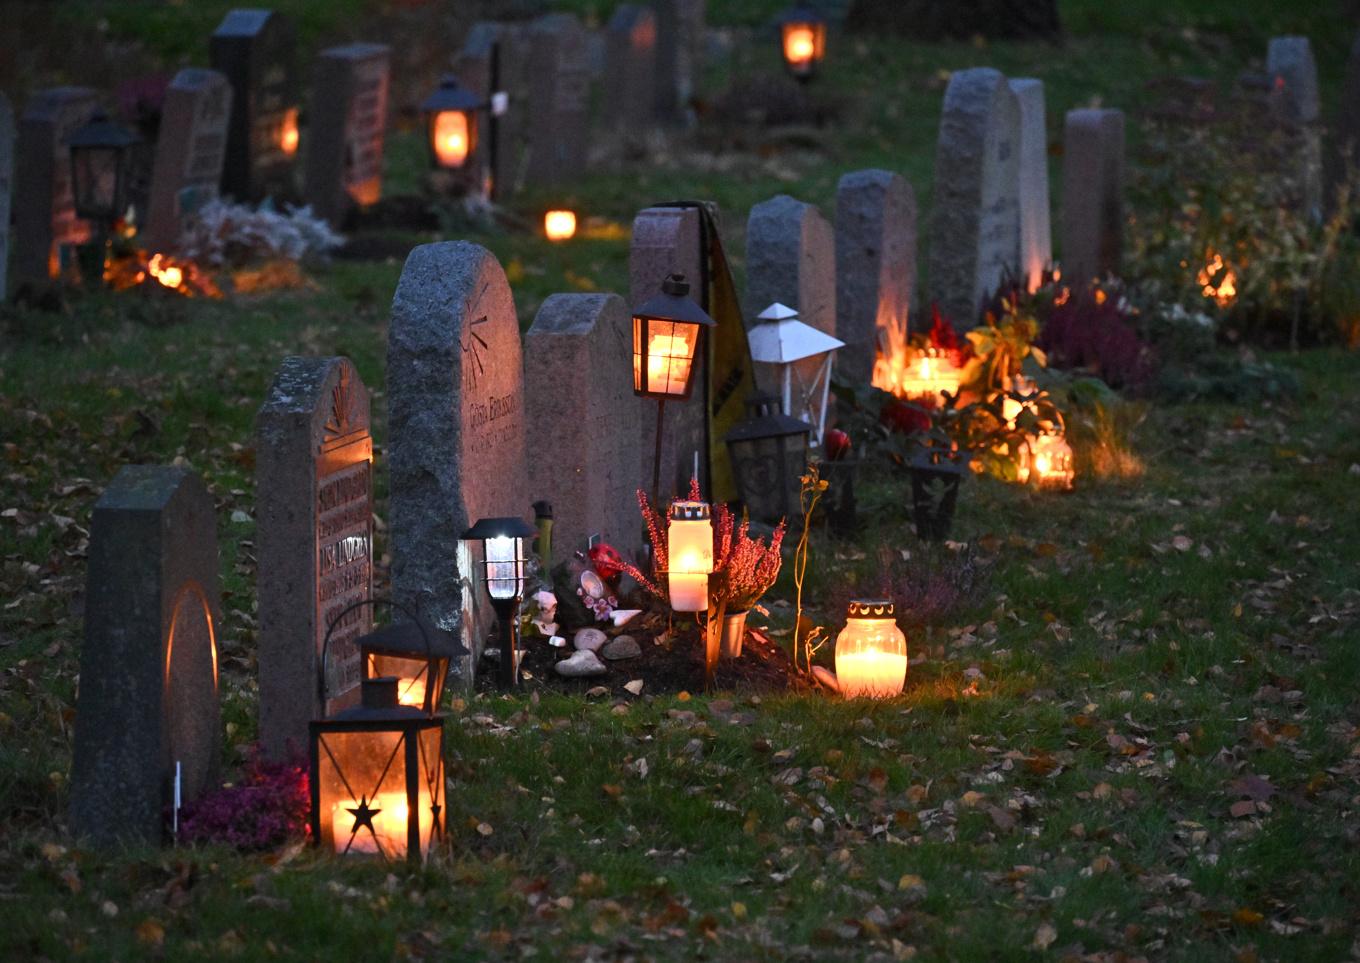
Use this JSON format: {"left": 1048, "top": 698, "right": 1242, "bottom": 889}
{"left": 279, "top": 108, "right": 300, "bottom": 156}
{"left": 646, "top": 332, "right": 694, "bottom": 394}
{"left": 784, "top": 25, "right": 816, "bottom": 68}
{"left": 432, "top": 111, "right": 470, "bottom": 168}
{"left": 834, "top": 599, "right": 908, "bottom": 699}
{"left": 394, "top": 676, "right": 427, "bottom": 708}
{"left": 893, "top": 353, "right": 963, "bottom": 403}
{"left": 330, "top": 791, "right": 432, "bottom": 858}
{"left": 484, "top": 534, "right": 520, "bottom": 600}
{"left": 544, "top": 210, "right": 576, "bottom": 241}
{"left": 1028, "top": 433, "right": 1075, "bottom": 490}
{"left": 667, "top": 502, "right": 713, "bottom": 613}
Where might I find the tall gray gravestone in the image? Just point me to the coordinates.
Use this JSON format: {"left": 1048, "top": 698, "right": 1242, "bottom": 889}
{"left": 745, "top": 194, "right": 837, "bottom": 396}
{"left": 1009, "top": 78, "right": 1051, "bottom": 291}
{"left": 525, "top": 15, "right": 591, "bottom": 187}
{"left": 655, "top": 0, "right": 705, "bottom": 122}
{"left": 525, "top": 294, "right": 642, "bottom": 568}
{"left": 388, "top": 241, "right": 528, "bottom": 681}
{"left": 305, "top": 43, "right": 390, "bottom": 227}
{"left": 928, "top": 68, "right": 1020, "bottom": 330}
{"left": 605, "top": 5, "right": 658, "bottom": 128}
{"left": 256, "top": 356, "right": 372, "bottom": 760}
{"left": 1266, "top": 36, "right": 1322, "bottom": 221}
{"left": 0, "top": 94, "right": 13, "bottom": 301}
{"left": 143, "top": 69, "right": 233, "bottom": 253}
{"left": 70, "top": 466, "right": 221, "bottom": 846}
{"left": 835, "top": 169, "right": 916, "bottom": 385}
{"left": 1336, "top": 33, "right": 1360, "bottom": 197}
{"left": 1061, "top": 108, "right": 1125, "bottom": 286}
{"left": 211, "top": 8, "right": 298, "bottom": 202}
{"left": 13, "top": 87, "right": 97, "bottom": 285}
{"left": 453, "top": 22, "right": 526, "bottom": 198}
{"left": 630, "top": 205, "right": 709, "bottom": 501}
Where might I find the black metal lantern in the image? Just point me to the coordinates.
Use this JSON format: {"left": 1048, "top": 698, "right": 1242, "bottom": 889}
{"left": 66, "top": 109, "right": 141, "bottom": 229}
{"left": 776, "top": 6, "right": 827, "bottom": 83}
{"left": 724, "top": 393, "right": 812, "bottom": 524}
{"left": 309, "top": 676, "right": 446, "bottom": 863}
{"left": 631, "top": 274, "right": 715, "bottom": 402}
{"left": 341, "top": 599, "right": 467, "bottom": 716}
{"left": 461, "top": 516, "right": 536, "bottom": 689}
{"left": 420, "top": 75, "right": 481, "bottom": 172}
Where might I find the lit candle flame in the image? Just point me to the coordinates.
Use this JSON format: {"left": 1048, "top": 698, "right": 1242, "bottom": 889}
{"left": 433, "top": 111, "right": 470, "bottom": 168}
{"left": 544, "top": 210, "right": 577, "bottom": 241}
{"left": 784, "top": 25, "right": 816, "bottom": 66}
{"left": 646, "top": 333, "right": 692, "bottom": 394}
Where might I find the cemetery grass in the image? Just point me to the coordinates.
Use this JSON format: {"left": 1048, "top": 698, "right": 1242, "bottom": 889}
{"left": 1, "top": 271, "right": 1358, "bottom": 957}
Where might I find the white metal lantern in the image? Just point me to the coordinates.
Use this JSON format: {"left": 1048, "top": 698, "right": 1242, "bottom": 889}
{"left": 747, "top": 302, "right": 844, "bottom": 447}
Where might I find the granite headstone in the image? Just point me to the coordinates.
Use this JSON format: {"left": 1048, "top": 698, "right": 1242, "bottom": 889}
{"left": 1060, "top": 108, "right": 1125, "bottom": 286}
{"left": 604, "top": 5, "right": 658, "bottom": 128}
{"left": 388, "top": 241, "right": 528, "bottom": 683}
{"left": 524, "top": 15, "right": 591, "bottom": 187}
{"left": 143, "top": 69, "right": 233, "bottom": 253}
{"left": 524, "top": 294, "right": 643, "bottom": 568}
{"left": 211, "top": 8, "right": 298, "bottom": 202}
{"left": 928, "top": 67, "right": 1020, "bottom": 330}
{"left": 256, "top": 356, "right": 372, "bottom": 760}
{"left": 305, "top": 43, "right": 390, "bottom": 226}
{"left": 654, "top": 0, "right": 705, "bottom": 122}
{"left": 1266, "top": 36, "right": 1322, "bottom": 220}
{"left": 1338, "top": 33, "right": 1360, "bottom": 207}
{"left": 70, "top": 466, "right": 221, "bottom": 845}
{"left": 1009, "top": 78, "right": 1051, "bottom": 291}
{"left": 629, "top": 205, "right": 709, "bottom": 500}
{"left": 13, "top": 87, "right": 97, "bottom": 284}
{"left": 834, "top": 169, "right": 916, "bottom": 385}
{"left": 0, "top": 94, "right": 13, "bottom": 300}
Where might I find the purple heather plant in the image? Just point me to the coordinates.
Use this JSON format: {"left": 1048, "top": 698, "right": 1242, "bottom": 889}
{"left": 176, "top": 747, "right": 309, "bottom": 851}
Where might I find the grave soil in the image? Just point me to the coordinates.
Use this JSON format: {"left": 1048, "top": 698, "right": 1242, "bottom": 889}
{"left": 475, "top": 615, "right": 809, "bottom": 698}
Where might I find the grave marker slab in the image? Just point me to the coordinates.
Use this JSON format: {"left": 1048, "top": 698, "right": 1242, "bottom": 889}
{"left": 655, "top": 0, "right": 705, "bottom": 122}
{"left": 211, "top": 9, "right": 298, "bottom": 202}
{"left": 144, "top": 69, "right": 233, "bottom": 253}
{"left": 388, "top": 241, "right": 528, "bottom": 682}
{"left": 453, "top": 22, "right": 524, "bottom": 198}
{"left": 1009, "top": 78, "right": 1051, "bottom": 291}
{"left": 525, "top": 294, "right": 642, "bottom": 568}
{"left": 256, "top": 356, "right": 372, "bottom": 760}
{"left": 605, "top": 5, "right": 658, "bottom": 128}
{"left": 1267, "top": 36, "right": 1322, "bottom": 219}
{"left": 834, "top": 169, "right": 915, "bottom": 385}
{"left": 13, "top": 86, "right": 97, "bottom": 285}
{"left": 70, "top": 466, "right": 221, "bottom": 846}
{"left": 928, "top": 67, "right": 1020, "bottom": 330}
{"left": 630, "top": 205, "right": 708, "bottom": 500}
{"left": 525, "top": 15, "right": 591, "bottom": 187}
{"left": 0, "top": 94, "right": 13, "bottom": 300}
{"left": 1338, "top": 33, "right": 1360, "bottom": 205}
{"left": 1060, "top": 108, "right": 1125, "bottom": 286}
{"left": 305, "top": 43, "right": 390, "bottom": 227}
{"left": 745, "top": 194, "right": 837, "bottom": 396}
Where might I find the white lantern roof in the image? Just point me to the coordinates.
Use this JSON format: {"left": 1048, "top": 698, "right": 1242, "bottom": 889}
{"left": 748, "top": 303, "right": 844, "bottom": 364}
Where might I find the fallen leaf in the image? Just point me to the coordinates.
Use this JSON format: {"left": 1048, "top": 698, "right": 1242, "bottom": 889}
{"left": 135, "top": 919, "right": 165, "bottom": 947}
{"left": 1032, "top": 922, "right": 1057, "bottom": 949}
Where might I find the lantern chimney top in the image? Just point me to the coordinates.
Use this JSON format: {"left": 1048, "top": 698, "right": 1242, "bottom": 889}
{"left": 362, "top": 677, "right": 400, "bottom": 710}
{"left": 661, "top": 274, "right": 690, "bottom": 298}
{"left": 847, "top": 598, "right": 895, "bottom": 620}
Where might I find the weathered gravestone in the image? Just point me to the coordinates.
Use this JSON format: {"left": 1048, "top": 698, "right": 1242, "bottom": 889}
{"left": 70, "top": 466, "right": 221, "bottom": 846}
{"left": 305, "top": 43, "right": 390, "bottom": 227}
{"left": 453, "top": 22, "right": 523, "bottom": 198}
{"left": 143, "top": 69, "right": 233, "bottom": 254}
{"left": 630, "top": 205, "right": 709, "bottom": 500}
{"left": 1334, "top": 32, "right": 1360, "bottom": 205}
{"left": 525, "top": 15, "right": 591, "bottom": 187}
{"left": 0, "top": 94, "right": 13, "bottom": 301}
{"left": 211, "top": 8, "right": 298, "bottom": 202}
{"left": 834, "top": 169, "right": 916, "bottom": 385}
{"left": 929, "top": 68, "right": 1020, "bottom": 331}
{"left": 525, "top": 294, "right": 643, "bottom": 568}
{"left": 1009, "top": 78, "right": 1051, "bottom": 291}
{"left": 745, "top": 194, "right": 837, "bottom": 396}
{"left": 604, "top": 5, "right": 658, "bottom": 129}
{"left": 1060, "top": 108, "right": 1125, "bottom": 286}
{"left": 1266, "top": 36, "right": 1322, "bottom": 220}
{"left": 13, "top": 87, "right": 97, "bottom": 285}
{"left": 388, "top": 241, "right": 528, "bottom": 682}
{"left": 654, "top": 0, "right": 705, "bottom": 122}
{"left": 256, "top": 356, "right": 372, "bottom": 760}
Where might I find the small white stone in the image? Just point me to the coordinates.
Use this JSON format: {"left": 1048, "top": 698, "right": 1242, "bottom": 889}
{"left": 556, "top": 649, "right": 607, "bottom": 677}
{"left": 573, "top": 628, "right": 608, "bottom": 652}
{"left": 624, "top": 679, "right": 644, "bottom": 695}
{"left": 811, "top": 665, "right": 840, "bottom": 692}
{"left": 610, "top": 609, "right": 642, "bottom": 627}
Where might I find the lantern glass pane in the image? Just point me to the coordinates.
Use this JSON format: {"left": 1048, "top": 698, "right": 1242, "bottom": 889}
{"left": 368, "top": 653, "right": 431, "bottom": 710}
{"left": 278, "top": 107, "right": 300, "bottom": 156}
{"left": 666, "top": 513, "right": 713, "bottom": 613}
{"left": 485, "top": 534, "right": 523, "bottom": 600}
{"left": 729, "top": 433, "right": 807, "bottom": 524}
{"left": 834, "top": 618, "right": 908, "bottom": 699}
{"left": 73, "top": 147, "right": 120, "bottom": 216}
{"left": 417, "top": 726, "right": 446, "bottom": 854}
{"left": 782, "top": 22, "right": 819, "bottom": 70}
{"left": 634, "top": 316, "right": 699, "bottom": 397}
{"left": 432, "top": 110, "right": 472, "bottom": 168}
{"left": 316, "top": 730, "right": 431, "bottom": 860}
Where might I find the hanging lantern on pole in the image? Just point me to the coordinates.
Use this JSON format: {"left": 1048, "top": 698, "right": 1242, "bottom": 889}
{"left": 776, "top": 6, "right": 828, "bottom": 83}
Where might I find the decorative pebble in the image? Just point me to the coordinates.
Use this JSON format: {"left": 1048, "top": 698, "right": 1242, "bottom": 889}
{"left": 610, "top": 609, "right": 642, "bottom": 627}
{"left": 573, "top": 627, "right": 608, "bottom": 652}
{"left": 624, "top": 679, "right": 644, "bottom": 696}
{"left": 811, "top": 665, "right": 840, "bottom": 692}
{"left": 600, "top": 635, "right": 641, "bottom": 661}
{"left": 556, "top": 650, "right": 607, "bottom": 677}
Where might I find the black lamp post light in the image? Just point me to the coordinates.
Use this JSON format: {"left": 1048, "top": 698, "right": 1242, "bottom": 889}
{"left": 461, "top": 516, "right": 536, "bottom": 689}
{"left": 776, "top": 6, "right": 828, "bottom": 83}
{"left": 420, "top": 73, "right": 508, "bottom": 199}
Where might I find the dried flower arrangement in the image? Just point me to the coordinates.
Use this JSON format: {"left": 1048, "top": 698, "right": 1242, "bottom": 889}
{"left": 176, "top": 747, "right": 309, "bottom": 851}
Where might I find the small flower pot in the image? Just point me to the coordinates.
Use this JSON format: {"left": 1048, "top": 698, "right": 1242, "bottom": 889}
{"left": 721, "top": 609, "right": 749, "bottom": 659}
{"left": 908, "top": 455, "right": 965, "bottom": 542}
